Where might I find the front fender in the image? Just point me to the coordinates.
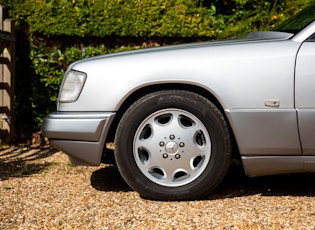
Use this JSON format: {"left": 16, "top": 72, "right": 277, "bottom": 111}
{"left": 58, "top": 40, "right": 300, "bottom": 113}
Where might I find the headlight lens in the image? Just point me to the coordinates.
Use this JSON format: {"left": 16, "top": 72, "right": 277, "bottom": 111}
{"left": 59, "top": 70, "right": 86, "bottom": 102}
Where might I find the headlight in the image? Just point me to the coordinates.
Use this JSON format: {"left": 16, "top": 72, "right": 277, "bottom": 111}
{"left": 59, "top": 70, "right": 87, "bottom": 102}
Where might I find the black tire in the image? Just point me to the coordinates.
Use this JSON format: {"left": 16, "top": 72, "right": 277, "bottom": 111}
{"left": 115, "top": 90, "right": 231, "bottom": 200}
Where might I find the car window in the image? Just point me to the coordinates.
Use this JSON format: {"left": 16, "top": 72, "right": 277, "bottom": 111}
{"left": 306, "top": 33, "right": 315, "bottom": 41}
{"left": 274, "top": 4, "right": 315, "bottom": 34}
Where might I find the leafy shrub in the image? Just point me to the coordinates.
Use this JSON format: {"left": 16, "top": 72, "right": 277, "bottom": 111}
{"left": 28, "top": 41, "right": 141, "bottom": 130}
{"left": 5, "top": 0, "right": 218, "bottom": 37}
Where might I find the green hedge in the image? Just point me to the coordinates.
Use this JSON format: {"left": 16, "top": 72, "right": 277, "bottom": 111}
{"left": 0, "top": 0, "right": 312, "bottom": 141}
{"left": 4, "top": 0, "right": 218, "bottom": 37}
{"left": 4, "top": 0, "right": 312, "bottom": 38}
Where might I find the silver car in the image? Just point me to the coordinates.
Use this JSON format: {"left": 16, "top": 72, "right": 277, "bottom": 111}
{"left": 42, "top": 5, "right": 315, "bottom": 200}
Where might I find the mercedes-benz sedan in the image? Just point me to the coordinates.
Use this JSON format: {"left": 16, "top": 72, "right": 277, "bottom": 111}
{"left": 42, "top": 5, "right": 315, "bottom": 200}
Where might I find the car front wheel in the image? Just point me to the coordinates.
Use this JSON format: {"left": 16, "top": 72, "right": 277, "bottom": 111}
{"left": 115, "top": 90, "right": 231, "bottom": 200}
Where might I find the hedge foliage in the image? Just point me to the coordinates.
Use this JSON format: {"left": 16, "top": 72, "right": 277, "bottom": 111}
{"left": 3, "top": 0, "right": 312, "bottom": 38}
{"left": 4, "top": 0, "right": 218, "bottom": 37}
{"left": 0, "top": 0, "right": 313, "bottom": 140}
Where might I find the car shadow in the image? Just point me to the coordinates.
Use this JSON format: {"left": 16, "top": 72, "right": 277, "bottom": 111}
{"left": 91, "top": 164, "right": 315, "bottom": 198}
{"left": 211, "top": 165, "right": 315, "bottom": 199}
{"left": 90, "top": 165, "right": 132, "bottom": 192}
{"left": 0, "top": 145, "right": 59, "bottom": 180}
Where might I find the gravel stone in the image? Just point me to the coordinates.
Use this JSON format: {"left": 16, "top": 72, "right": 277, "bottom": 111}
{"left": 0, "top": 145, "right": 314, "bottom": 229}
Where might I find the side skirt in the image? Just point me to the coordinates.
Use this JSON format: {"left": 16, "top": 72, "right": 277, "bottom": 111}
{"left": 241, "top": 156, "right": 315, "bottom": 177}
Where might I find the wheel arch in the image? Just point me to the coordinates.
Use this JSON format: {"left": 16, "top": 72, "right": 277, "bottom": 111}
{"left": 103, "top": 83, "right": 240, "bottom": 161}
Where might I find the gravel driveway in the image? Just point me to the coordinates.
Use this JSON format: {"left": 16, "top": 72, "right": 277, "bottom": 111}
{"left": 0, "top": 145, "right": 314, "bottom": 229}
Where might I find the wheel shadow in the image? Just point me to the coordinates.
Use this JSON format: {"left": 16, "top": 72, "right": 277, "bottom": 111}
{"left": 90, "top": 165, "right": 132, "bottom": 192}
{"left": 91, "top": 164, "right": 315, "bottom": 198}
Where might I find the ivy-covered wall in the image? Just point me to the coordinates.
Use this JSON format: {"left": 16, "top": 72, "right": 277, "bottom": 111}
{"left": 0, "top": 0, "right": 312, "bottom": 141}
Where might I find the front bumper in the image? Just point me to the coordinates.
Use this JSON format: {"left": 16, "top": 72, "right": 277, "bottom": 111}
{"left": 42, "top": 112, "right": 115, "bottom": 165}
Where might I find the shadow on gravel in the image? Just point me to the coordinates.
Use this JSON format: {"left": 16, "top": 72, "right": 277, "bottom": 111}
{"left": 211, "top": 165, "right": 315, "bottom": 199}
{"left": 91, "top": 164, "right": 315, "bottom": 198}
{"left": 91, "top": 166, "right": 132, "bottom": 192}
{"left": 0, "top": 146, "right": 59, "bottom": 180}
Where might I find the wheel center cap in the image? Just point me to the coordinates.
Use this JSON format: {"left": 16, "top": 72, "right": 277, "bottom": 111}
{"left": 165, "top": 141, "right": 179, "bottom": 154}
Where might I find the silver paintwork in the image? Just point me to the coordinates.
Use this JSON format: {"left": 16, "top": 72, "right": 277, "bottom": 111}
{"left": 42, "top": 112, "right": 115, "bottom": 165}
{"left": 58, "top": 38, "right": 302, "bottom": 159}
{"left": 42, "top": 112, "right": 110, "bottom": 141}
{"left": 42, "top": 12, "right": 315, "bottom": 177}
{"left": 133, "top": 108, "right": 211, "bottom": 187}
{"left": 225, "top": 109, "right": 301, "bottom": 156}
{"left": 242, "top": 156, "right": 315, "bottom": 177}
{"left": 59, "top": 38, "right": 299, "bottom": 111}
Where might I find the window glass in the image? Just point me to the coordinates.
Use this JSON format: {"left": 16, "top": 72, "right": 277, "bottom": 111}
{"left": 274, "top": 5, "right": 315, "bottom": 34}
